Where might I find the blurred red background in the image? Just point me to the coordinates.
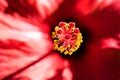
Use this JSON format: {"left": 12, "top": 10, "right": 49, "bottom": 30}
{"left": 0, "top": 0, "right": 120, "bottom": 80}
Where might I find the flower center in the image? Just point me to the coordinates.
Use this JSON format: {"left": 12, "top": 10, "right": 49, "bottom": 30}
{"left": 52, "top": 21, "right": 83, "bottom": 55}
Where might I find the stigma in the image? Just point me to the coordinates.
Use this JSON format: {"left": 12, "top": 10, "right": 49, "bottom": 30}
{"left": 52, "top": 22, "right": 83, "bottom": 55}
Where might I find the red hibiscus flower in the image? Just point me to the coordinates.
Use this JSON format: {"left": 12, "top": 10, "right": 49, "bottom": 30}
{"left": 0, "top": 0, "right": 120, "bottom": 80}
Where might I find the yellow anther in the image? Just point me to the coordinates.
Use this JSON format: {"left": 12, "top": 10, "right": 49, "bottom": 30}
{"left": 54, "top": 44, "right": 58, "bottom": 50}
{"left": 52, "top": 32, "right": 56, "bottom": 38}
{"left": 55, "top": 26, "right": 59, "bottom": 31}
{"left": 53, "top": 40, "right": 58, "bottom": 50}
{"left": 54, "top": 40, "right": 58, "bottom": 43}
{"left": 64, "top": 50, "right": 69, "bottom": 55}
{"left": 58, "top": 46, "right": 65, "bottom": 53}
{"left": 65, "top": 23, "right": 69, "bottom": 30}
{"left": 68, "top": 51, "right": 73, "bottom": 55}
{"left": 73, "top": 47, "right": 78, "bottom": 51}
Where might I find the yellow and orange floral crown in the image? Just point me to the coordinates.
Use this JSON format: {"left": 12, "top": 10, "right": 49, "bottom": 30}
{"left": 52, "top": 22, "right": 83, "bottom": 55}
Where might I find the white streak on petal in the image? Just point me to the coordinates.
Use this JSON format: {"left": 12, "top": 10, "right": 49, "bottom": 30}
{"left": 101, "top": 37, "right": 120, "bottom": 49}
